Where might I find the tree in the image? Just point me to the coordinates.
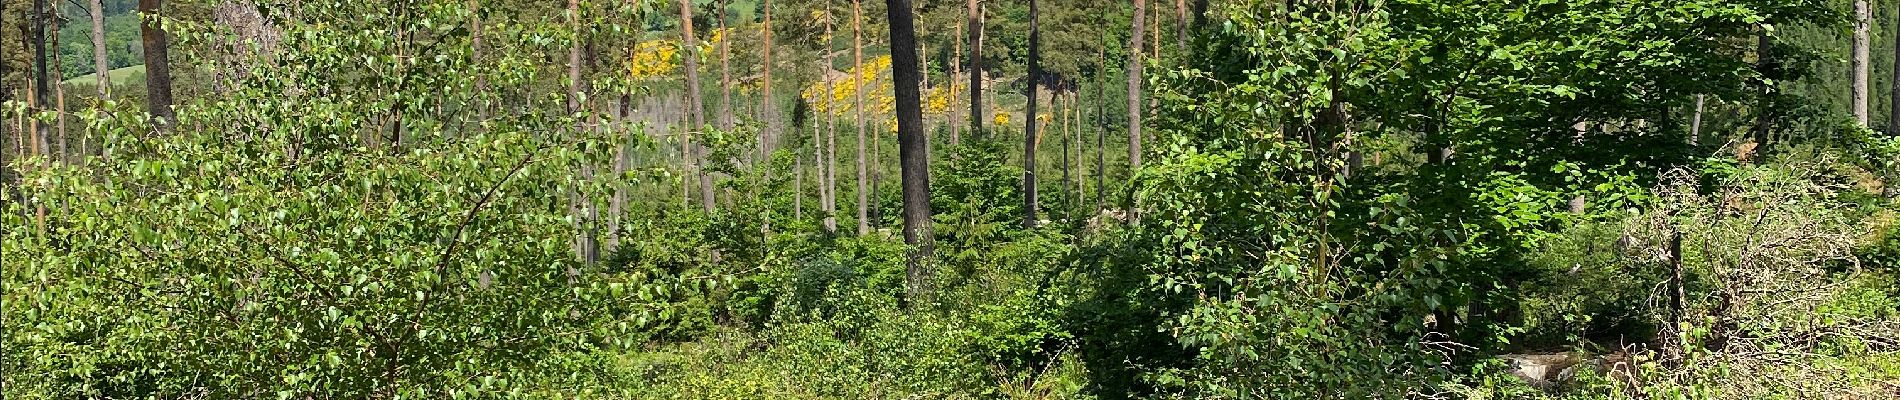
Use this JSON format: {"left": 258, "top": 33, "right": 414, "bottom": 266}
{"left": 89, "top": 0, "right": 109, "bottom": 99}
{"left": 1893, "top": 0, "right": 1900, "bottom": 137}
{"left": 138, "top": 0, "right": 174, "bottom": 127}
{"left": 1852, "top": 0, "right": 1868, "bottom": 126}
{"left": 719, "top": 0, "right": 734, "bottom": 131}
{"left": 1127, "top": 0, "right": 1144, "bottom": 173}
{"left": 854, "top": 0, "right": 869, "bottom": 235}
{"left": 966, "top": 0, "right": 983, "bottom": 137}
{"left": 1023, "top": 0, "right": 1040, "bottom": 227}
{"left": 33, "top": 0, "right": 48, "bottom": 153}
{"left": 824, "top": 8, "right": 839, "bottom": 233}
{"left": 678, "top": 0, "right": 714, "bottom": 212}
{"left": 886, "top": 0, "right": 931, "bottom": 296}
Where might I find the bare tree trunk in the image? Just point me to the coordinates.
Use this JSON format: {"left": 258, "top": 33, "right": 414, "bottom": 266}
{"left": 1893, "top": 0, "right": 1900, "bottom": 138}
{"left": 33, "top": 0, "right": 49, "bottom": 154}
{"left": 567, "top": 0, "right": 599, "bottom": 263}
{"left": 51, "top": 5, "right": 66, "bottom": 165}
{"left": 950, "top": 17, "right": 962, "bottom": 146}
{"left": 1060, "top": 92, "right": 1071, "bottom": 223}
{"left": 1691, "top": 94, "right": 1705, "bottom": 146}
{"left": 823, "top": 10, "right": 839, "bottom": 233}
{"left": 763, "top": 0, "right": 778, "bottom": 160}
{"left": 1751, "top": 30, "right": 1774, "bottom": 150}
{"left": 1023, "top": 0, "right": 1040, "bottom": 228}
{"left": 467, "top": 0, "right": 482, "bottom": 120}
{"left": 1095, "top": 44, "right": 1105, "bottom": 212}
{"left": 854, "top": 0, "right": 869, "bottom": 235}
{"left": 719, "top": 0, "right": 734, "bottom": 131}
{"left": 139, "top": 0, "right": 175, "bottom": 127}
{"left": 966, "top": 0, "right": 983, "bottom": 137}
{"left": 1128, "top": 0, "right": 1146, "bottom": 173}
{"left": 1173, "top": 0, "right": 1186, "bottom": 51}
{"left": 887, "top": 0, "right": 933, "bottom": 297}
{"left": 679, "top": 0, "right": 714, "bottom": 213}
{"left": 89, "top": 0, "right": 109, "bottom": 99}
{"left": 1852, "top": 0, "right": 1870, "bottom": 127}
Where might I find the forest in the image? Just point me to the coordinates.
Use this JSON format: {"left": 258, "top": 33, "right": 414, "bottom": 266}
{"left": 2, "top": 0, "right": 1898, "bottom": 398}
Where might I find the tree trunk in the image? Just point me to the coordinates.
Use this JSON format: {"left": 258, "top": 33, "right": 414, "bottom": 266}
{"left": 1691, "top": 94, "right": 1705, "bottom": 146}
{"left": 1751, "top": 30, "right": 1774, "bottom": 150}
{"left": 34, "top": 0, "right": 49, "bottom": 154}
{"left": 763, "top": 0, "right": 778, "bottom": 160}
{"left": 718, "top": 0, "right": 734, "bottom": 131}
{"left": 678, "top": 0, "right": 714, "bottom": 213}
{"left": 886, "top": 0, "right": 933, "bottom": 297}
{"left": 1173, "top": 0, "right": 1186, "bottom": 51}
{"left": 1128, "top": 0, "right": 1145, "bottom": 173}
{"left": 1060, "top": 92, "right": 1071, "bottom": 222}
{"left": 854, "top": 0, "right": 869, "bottom": 235}
{"left": 1893, "top": 0, "right": 1900, "bottom": 137}
{"left": 567, "top": 0, "right": 599, "bottom": 264}
{"left": 89, "top": 0, "right": 109, "bottom": 99}
{"left": 1851, "top": 0, "right": 1871, "bottom": 127}
{"left": 823, "top": 10, "right": 839, "bottom": 233}
{"left": 1095, "top": 44, "right": 1106, "bottom": 212}
{"left": 966, "top": 0, "right": 984, "bottom": 137}
{"left": 471, "top": 0, "right": 486, "bottom": 121}
{"left": 138, "top": 0, "right": 175, "bottom": 127}
{"left": 1023, "top": 0, "right": 1040, "bottom": 228}
{"left": 950, "top": 17, "right": 962, "bottom": 146}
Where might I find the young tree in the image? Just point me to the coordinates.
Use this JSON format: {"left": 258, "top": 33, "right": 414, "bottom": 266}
{"left": 1127, "top": 0, "right": 1144, "bottom": 173}
{"left": 139, "top": 0, "right": 175, "bottom": 126}
{"left": 1023, "top": 0, "right": 1040, "bottom": 227}
{"left": 678, "top": 0, "right": 714, "bottom": 212}
{"left": 854, "top": 0, "right": 869, "bottom": 235}
{"left": 886, "top": 0, "right": 932, "bottom": 296}
{"left": 763, "top": 0, "right": 778, "bottom": 159}
{"left": 33, "top": 0, "right": 47, "bottom": 153}
{"left": 1893, "top": 0, "right": 1900, "bottom": 137}
{"left": 949, "top": 17, "right": 962, "bottom": 145}
{"left": 1852, "top": 0, "right": 1869, "bottom": 126}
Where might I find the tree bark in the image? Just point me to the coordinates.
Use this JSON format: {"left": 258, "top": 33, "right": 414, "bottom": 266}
{"left": 1023, "top": 0, "right": 1040, "bottom": 228}
{"left": 138, "top": 0, "right": 175, "bottom": 127}
{"left": 718, "top": 0, "right": 734, "bottom": 131}
{"left": 89, "top": 0, "right": 110, "bottom": 99}
{"left": 763, "top": 0, "right": 778, "bottom": 160}
{"left": 823, "top": 10, "right": 839, "bottom": 233}
{"left": 950, "top": 16, "right": 962, "bottom": 146}
{"left": 1893, "top": 0, "right": 1900, "bottom": 137}
{"left": 34, "top": 0, "right": 49, "bottom": 153}
{"left": 678, "top": 0, "right": 714, "bottom": 213}
{"left": 966, "top": 0, "right": 984, "bottom": 137}
{"left": 1095, "top": 44, "right": 1105, "bottom": 212}
{"left": 887, "top": 0, "right": 933, "bottom": 297}
{"left": 1173, "top": 0, "right": 1186, "bottom": 51}
{"left": 1128, "top": 0, "right": 1145, "bottom": 173}
{"left": 854, "top": 0, "right": 870, "bottom": 235}
{"left": 1691, "top": 94, "right": 1705, "bottom": 146}
{"left": 1852, "top": 0, "right": 1870, "bottom": 127}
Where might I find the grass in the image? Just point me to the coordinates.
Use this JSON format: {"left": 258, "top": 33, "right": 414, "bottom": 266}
{"left": 61, "top": 64, "right": 145, "bottom": 87}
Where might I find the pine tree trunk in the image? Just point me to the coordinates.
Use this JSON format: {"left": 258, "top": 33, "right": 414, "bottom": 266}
{"left": 34, "top": 0, "right": 50, "bottom": 154}
{"left": 1852, "top": 0, "right": 1870, "bottom": 127}
{"left": 966, "top": 0, "right": 984, "bottom": 137}
{"left": 950, "top": 17, "right": 962, "bottom": 146}
{"left": 1892, "top": 0, "right": 1900, "bottom": 137}
{"left": 763, "top": 0, "right": 778, "bottom": 161}
{"left": 89, "top": 0, "right": 109, "bottom": 99}
{"left": 470, "top": 0, "right": 485, "bottom": 121}
{"left": 886, "top": 0, "right": 933, "bottom": 296}
{"left": 1173, "top": 0, "right": 1186, "bottom": 51}
{"left": 1095, "top": 45, "right": 1106, "bottom": 213}
{"left": 678, "top": 0, "right": 714, "bottom": 213}
{"left": 823, "top": 11, "right": 839, "bottom": 233}
{"left": 719, "top": 0, "right": 734, "bottom": 131}
{"left": 1128, "top": 0, "right": 1146, "bottom": 173}
{"left": 854, "top": 0, "right": 870, "bottom": 235}
{"left": 1023, "top": 0, "right": 1040, "bottom": 228}
{"left": 138, "top": 0, "right": 175, "bottom": 127}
